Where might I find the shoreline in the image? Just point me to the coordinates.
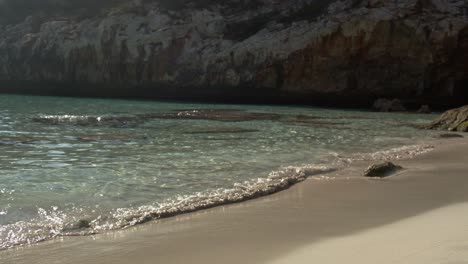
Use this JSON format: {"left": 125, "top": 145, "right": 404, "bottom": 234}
{"left": 1, "top": 136, "right": 468, "bottom": 263}
{"left": 0, "top": 140, "right": 435, "bottom": 250}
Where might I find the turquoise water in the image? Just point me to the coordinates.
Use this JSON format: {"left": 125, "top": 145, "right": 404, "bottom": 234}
{"left": 0, "top": 95, "right": 438, "bottom": 249}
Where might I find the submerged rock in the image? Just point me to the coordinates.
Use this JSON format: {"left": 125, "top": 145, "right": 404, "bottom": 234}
{"left": 424, "top": 105, "right": 468, "bottom": 132}
{"left": 0, "top": 136, "right": 37, "bottom": 145}
{"left": 77, "top": 133, "right": 136, "bottom": 142}
{"left": 364, "top": 162, "right": 403, "bottom": 178}
{"left": 434, "top": 133, "right": 464, "bottom": 138}
{"left": 34, "top": 110, "right": 338, "bottom": 128}
{"left": 32, "top": 115, "right": 142, "bottom": 128}
{"left": 62, "top": 219, "right": 91, "bottom": 232}
{"left": 76, "top": 219, "right": 91, "bottom": 229}
{"left": 280, "top": 114, "right": 348, "bottom": 128}
{"left": 201, "top": 137, "right": 249, "bottom": 141}
{"left": 418, "top": 105, "right": 431, "bottom": 114}
{"left": 140, "top": 110, "right": 282, "bottom": 122}
{"left": 183, "top": 127, "right": 260, "bottom": 134}
{"left": 373, "top": 99, "right": 406, "bottom": 112}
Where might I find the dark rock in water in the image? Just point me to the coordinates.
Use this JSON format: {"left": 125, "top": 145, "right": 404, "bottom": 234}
{"left": 32, "top": 115, "right": 100, "bottom": 125}
{"left": 364, "top": 162, "right": 403, "bottom": 178}
{"left": 418, "top": 105, "right": 431, "bottom": 114}
{"left": 201, "top": 137, "right": 249, "bottom": 141}
{"left": 62, "top": 219, "right": 91, "bottom": 232}
{"left": 0, "top": 136, "right": 37, "bottom": 145}
{"left": 76, "top": 219, "right": 91, "bottom": 229}
{"left": 424, "top": 105, "right": 468, "bottom": 132}
{"left": 280, "top": 114, "right": 348, "bottom": 128}
{"left": 140, "top": 110, "right": 282, "bottom": 122}
{"left": 373, "top": 99, "right": 406, "bottom": 112}
{"left": 184, "top": 127, "right": 260, "bottom": 134}
{"left": 77, "top": 133, "right": 135, "bottom": 142}
{"left": 435, "top": 133, "right": 464, "bottom": 138}
{"left": 32, "top": 115, "right": 142, "bottom": 128}
{"left": 173, "top": 109, "right": 244, "bottom": 113}
{"left": 33, "top": 110, "right": 323, "bottom": 128}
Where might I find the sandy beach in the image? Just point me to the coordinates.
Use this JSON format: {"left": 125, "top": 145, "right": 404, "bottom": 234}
{"left": 1, "top": 0, "right": 467, "bottom": 263}
{"left": 1, "top": 137, "right": 468, "bottom": 264}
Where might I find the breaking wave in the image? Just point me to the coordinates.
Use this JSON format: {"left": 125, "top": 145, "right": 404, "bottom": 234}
{"left": 0, "top": 143, "right": 434, "bottom": 250}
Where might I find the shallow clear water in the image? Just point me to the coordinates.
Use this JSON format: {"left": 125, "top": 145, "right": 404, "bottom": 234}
{"left": 0, "top": 95, "right": 438, "bottom": 249}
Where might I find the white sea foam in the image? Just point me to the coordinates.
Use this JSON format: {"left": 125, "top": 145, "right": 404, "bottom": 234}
{"left": 351, "top": 144, "right": 434, "bottom": 161}
{"left": 1, "top": 95, "right": 440, "bottom": 250}
{"left": 33, "top": 115, "right": 106, "bottom": 125}
{"left": 0, "top": 143, "right": 435, "bottom": 250}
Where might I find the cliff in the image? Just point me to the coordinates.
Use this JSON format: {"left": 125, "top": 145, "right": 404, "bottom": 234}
{"left": 0, "top": 0, "right": 467, "bottom": 108}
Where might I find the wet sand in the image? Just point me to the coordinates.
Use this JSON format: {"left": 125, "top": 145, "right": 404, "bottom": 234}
{"left": 1, "top": 137, "right": 468, "bottom": 264}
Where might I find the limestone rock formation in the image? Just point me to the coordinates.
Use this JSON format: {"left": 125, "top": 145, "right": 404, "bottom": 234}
{"left": 425, "top": 105, "right": 468, "bottom": 132}
{"left": 0, "top": 0, "right": 467, "bottom": 107}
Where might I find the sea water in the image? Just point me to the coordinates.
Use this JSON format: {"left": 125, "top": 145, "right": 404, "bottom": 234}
{"left": 0, "top": 94, "right": 439, "bottom": 249}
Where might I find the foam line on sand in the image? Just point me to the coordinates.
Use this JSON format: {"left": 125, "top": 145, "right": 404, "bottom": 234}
{"left": 1, "top": 138, "right": 468, "bottom": 264}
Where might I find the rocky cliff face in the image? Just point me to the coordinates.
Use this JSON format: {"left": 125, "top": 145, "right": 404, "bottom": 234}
{"left": 0, "top": 0, "right": 467, "bottom": 108}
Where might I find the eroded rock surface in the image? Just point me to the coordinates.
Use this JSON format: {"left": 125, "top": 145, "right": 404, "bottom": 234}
{"left": 364, "top": 162, "right": 403, "bottom": 178}
{"left": 1, "top": 0, "right": 467, "bottom": 108}
{"left": 425, "top": 105, "right": 468, "bottom": 132}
